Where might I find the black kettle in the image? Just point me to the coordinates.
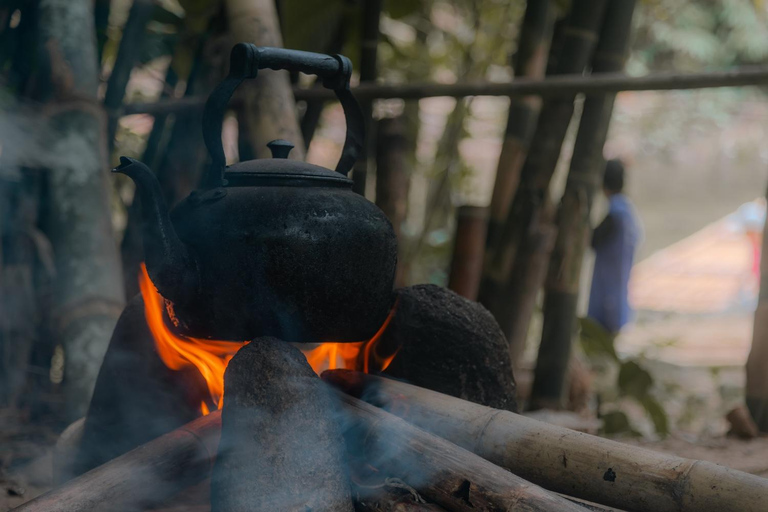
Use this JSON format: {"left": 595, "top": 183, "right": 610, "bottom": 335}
{"left": 114, "top": 43, "right": 397, "bottom": 342}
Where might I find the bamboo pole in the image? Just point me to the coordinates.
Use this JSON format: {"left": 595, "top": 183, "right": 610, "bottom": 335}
{"left": 119, "top": 66, "right": 768, "bottom": 117}
{"left": 448, "top": 206, "right": 489, "bottom": 300}
{"left": 478, "top": 0, "right": 608, "bottom": 347}
{"left": 339, "top": 393, "right": 585, "bottom": 512}
{"left": 16, "top": 411, "right": 221, "bottom": 512}
{"left": 324, "top": 371, "right": 768, "bottom": 512}
{"left": 19, "top": 391, "right": 584, "bottom": 512}
{"left": 375, "top": 116, "right": 411, "bottom": 286}
{"left": 39, "top": 0, "right": 126, "bottom": 421}
{"left": 482, "top": 7, "right": 564, "bottom": 363}
{"left": 485, "top": 0, "right": 555, "bottom": 263}
{"left": 501, "top": 206, "right": 557, "bottom": 366}
{"left": 352, "top": 0, "right": 383, "bottom": 196}
{"left": 225, "top": 0, "right": 305, "bottom": 159}
{"left": 531, "top": 0, "right": 637, "bottom": 410}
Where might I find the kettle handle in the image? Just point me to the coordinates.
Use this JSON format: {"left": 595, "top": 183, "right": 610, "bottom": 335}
{"left": 201, "top": 43, "right": 365, "bottom": 188}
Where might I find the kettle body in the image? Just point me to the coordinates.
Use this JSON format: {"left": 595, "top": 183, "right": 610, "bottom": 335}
{"left": 116, "top": 44, "right": 397, "bottom": 342}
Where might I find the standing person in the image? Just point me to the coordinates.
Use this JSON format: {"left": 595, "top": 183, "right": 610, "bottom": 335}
{"left": 588, "top": 159, "right": 641, "bottom": 334}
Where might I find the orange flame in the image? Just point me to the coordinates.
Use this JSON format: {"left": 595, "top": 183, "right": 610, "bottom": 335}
{"left": 138, "top": 264, "right": 398, "bottom": 415}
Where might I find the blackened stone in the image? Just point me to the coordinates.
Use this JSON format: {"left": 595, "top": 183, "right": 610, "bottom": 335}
{"left": 71, "top": 295, "right": 208, "bottom": 478}
{"left": 382, "top": 285, "right": 517, "bottom": 412}
{"left": 211, "top": 337, "right": 354, "bottom": 512}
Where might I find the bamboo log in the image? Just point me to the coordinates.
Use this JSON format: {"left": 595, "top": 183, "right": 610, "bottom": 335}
{"left": 119, "top": 66, "right": 768, "bottom": 117}
{"left": 532, "top": 0, "right": 637, "bottom": 410}
{"left": 39, "top": 0, "right": 126, "bottom": 420}
{"left": 225, "top": 0, "right": 306, "bottom": 159}
{"left": 16, "top": 411, "right": 221, "bottom": 512}
{"left": 447, "top": 206, "right": 489, "bottom": 300}
{"left": 324, "top": 371, "right": 768, "bottom": 512}
{"left": 486, "top": 0, "right": 554, "bottom": 261}
{"left": 375, "top": 116, "right": 411, "bottom": 286}
{"left": 501, "top": 208, "right": 557, "bottom": 367}
{"left": 352, "top": 0, "right": 383, "bottom": 195}
{"left": 339, "top": 392, "right": 585, "bottom": 512}
{"left": 478, "top": 0, "right": 608, "bottom": 341}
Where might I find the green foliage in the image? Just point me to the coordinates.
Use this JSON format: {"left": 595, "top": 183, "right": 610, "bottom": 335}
{"left": 577, "top": 318, "right": 669, "bottom": 437}
{"left": 632, "top": 0, "right": 768, "bottom": 71}
{"left": 618, "top": 360, "right": 653, "bottom": 398}
{"left": 601, "top": 410, "right": 642, "bottom": 436}
{"left": 579, "top": 317, "right": 619, "bottom": 361}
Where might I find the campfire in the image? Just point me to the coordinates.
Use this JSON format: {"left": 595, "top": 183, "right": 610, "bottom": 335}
{"left": 139, "top": 263, "right": 399, "bottom": 415}
{"left": 16, "top": 44, "right": 768, "bottom": 512}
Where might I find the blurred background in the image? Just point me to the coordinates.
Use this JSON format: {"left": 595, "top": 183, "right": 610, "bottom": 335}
{"left": 4, "top": 0, "right": 768, "bottom": 505}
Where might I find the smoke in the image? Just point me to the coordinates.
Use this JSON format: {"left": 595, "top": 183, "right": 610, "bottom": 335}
{"left": 0, "top": 99, "right": 58, "bottom": 177}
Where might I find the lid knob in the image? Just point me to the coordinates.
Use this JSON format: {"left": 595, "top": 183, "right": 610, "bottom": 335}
{"left": 267, "top": 139, "right": 294, "bottom": 159}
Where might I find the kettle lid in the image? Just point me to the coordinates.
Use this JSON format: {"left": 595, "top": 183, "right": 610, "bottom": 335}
{"left": 224, "top": 139, "right": 353, "bottom": 187}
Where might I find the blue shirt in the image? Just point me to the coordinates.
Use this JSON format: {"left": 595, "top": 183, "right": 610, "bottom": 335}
{"left": 588, "top": 194, "right": 640, "bottom": 333}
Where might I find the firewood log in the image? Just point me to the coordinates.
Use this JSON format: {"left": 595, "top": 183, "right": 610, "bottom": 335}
{"left": 324, "top": 370, "right": 768, "bottom": 512}
{"left": 211, "top": 338, "right": 353, "bottom": 512}
{"left": 339, "top": 392, "right": 584, "bottom": 512}
{"left": 15, "top": 411, "right": 221, "bottom": 512}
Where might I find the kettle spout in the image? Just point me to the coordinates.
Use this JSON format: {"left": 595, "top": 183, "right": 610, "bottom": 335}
{"left": 113, "top": 157, "right": 200, "bottom": 305}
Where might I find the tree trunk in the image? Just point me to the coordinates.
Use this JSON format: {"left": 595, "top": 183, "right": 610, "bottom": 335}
{"left": 502, "top": 202, "right": 557, "bottom": 367}
{"left": 448, "top": 206, "right": 488, "bottom": 300}
{"left": 38, "top": 0, "right": 126, "bottom": 420}
{"left": 485, "top": 0, "right": 555, "bottom": 255}
{"left": 477, "top": 0, "right": 608, "bottom": 351}
{"left": 747, "top": 184, "right": 768, "bottom": 430}
{"left": 226, "top": 0, "right": 306, "bottom": 160}
{"left": 375, "top": 115, "right": 411, "bottom": 286}
{"left": 351, "top": 0, "right": 382, "bottom": 196}
{"left": 530, "top": 0, "right": 637, "bottom": 411}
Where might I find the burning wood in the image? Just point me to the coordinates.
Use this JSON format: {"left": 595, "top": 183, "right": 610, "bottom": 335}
{"left": 16, "top": 411, "right": 221, "bottom": 512}
{"left": 211, "top": 338, "right": 353, "bottom": 511}
{"left": 324, "top": 370, "right": 768, "bottom": 512}
{"left": 339, "top": 393, "right": 585, "bottom": 512}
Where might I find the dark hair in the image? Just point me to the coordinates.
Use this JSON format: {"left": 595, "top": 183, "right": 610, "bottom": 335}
{"left": 603, "top": 158, "right": 625, "bottom": 193}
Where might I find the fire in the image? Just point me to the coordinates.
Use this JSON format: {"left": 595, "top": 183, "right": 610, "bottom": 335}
{"left": 138, "top": 264, "right": 398, "bottom": 415}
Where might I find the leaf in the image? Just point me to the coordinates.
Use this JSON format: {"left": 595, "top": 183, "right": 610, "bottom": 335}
{"left": 578, "top": 317, "right": 619, "bottom": 361}
{"left": 601, "top": 410, "right": 641, "bottom": 437}
{"left": 618, "top": 360, "right": 653, "bottom": 399}
{"left": 640, "top": 395, "right": 669, "bottom": 436}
